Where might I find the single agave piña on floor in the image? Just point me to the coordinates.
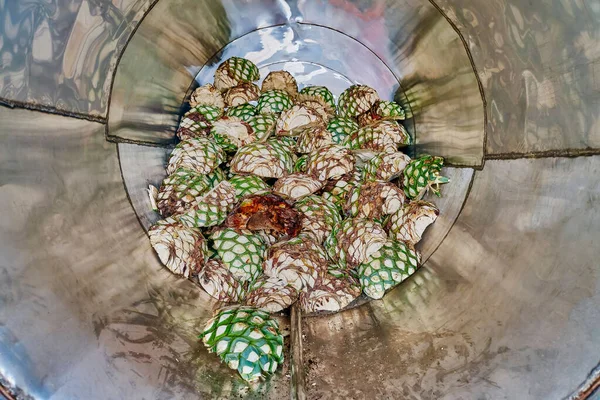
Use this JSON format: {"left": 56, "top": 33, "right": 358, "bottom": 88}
{"left": 402, "top": 155, "right": 450, "bottom": 199}
{"left": 200, "top": 306, "right": 284, "bottom": 382}
{"left": 387, "top": 201, "right": 440, "bottom": 246}
{"left": 357, "top": 239, "right": 420, "bottom": 299}
{"left": 149, "top": 218, "right": 208, "bottom": 278}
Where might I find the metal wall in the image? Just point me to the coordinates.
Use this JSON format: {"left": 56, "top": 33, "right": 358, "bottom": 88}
{"left": 0, "top": 0, "right": 599, "bottom": 399}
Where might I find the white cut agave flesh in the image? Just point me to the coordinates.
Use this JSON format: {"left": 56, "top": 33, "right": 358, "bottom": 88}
{"left": 224, "top": 82, "right": 261, "bottom": 107}
{"left": 149, "top": 218, "right": 207, "bottom": 278}
{"left": 210, "top": 118, "right": 256, "bottom": 150}
{"left": 387, "top": 200, "right": 440, "bottom": 246}
{"left": 263, "top": 234, "right": 329, "bottom": 291}
{"left": 167, "top": 137, "right": 225, "bottom": 175}
{"left": 230, "top": 141, "right": 295, "bottom": 178}
{"left": 245, "top": 276, "right": 299, "bottom": 313}
{"left": 306, "top": 144, "right": 355, "bottom": 181}
{"left": 327, "top": 218, "right": 388, "bottom": 269}
{"left": 299, "top": 275, "right": 361, "bottom": 313}
{"left": 261, "top": 71, "right": 298, "bottom": 97}
{"left": 295, "top": 124, "right": 334, "bottom": 154}
{"left": 190, "top": 83, "right": 225, "bottom": 110}
{"left": 273, "top": 173, "right": 323, "bottom": 200}
{"left": 197, "top": 259, "right": 245, "bottom": 302}
{"left": 345, "top": 181, "right": 406, "bottom": 222}
{"left": 276, "top": 104, "right": 324, "bottom": 135}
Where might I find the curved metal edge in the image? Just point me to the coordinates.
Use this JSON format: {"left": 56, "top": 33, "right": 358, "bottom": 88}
{"left": 428, "top": 0, "right": 488, "bottom": 171}
{"left": 116, "top": 144, "right": 152, "bottom": 237}
{"left": 420, "top": 167, "right": 476, "bottom": 265}
{"left": 104, "top": 0, "right": 162, "bottom": 141}
{"left": 566, "top": 362, "right": 600, "bottom": 400}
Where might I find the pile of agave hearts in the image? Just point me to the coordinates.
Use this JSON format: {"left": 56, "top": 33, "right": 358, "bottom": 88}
{"left": 147, "top": 57, "right": 449, "bottom": 382}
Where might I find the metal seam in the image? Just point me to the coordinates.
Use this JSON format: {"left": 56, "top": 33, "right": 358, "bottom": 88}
{"left": 486, "top": 148, "right": 600, "bottom": 160}
{"left": 0, "top": 98, "right": 106, "bottom": 124}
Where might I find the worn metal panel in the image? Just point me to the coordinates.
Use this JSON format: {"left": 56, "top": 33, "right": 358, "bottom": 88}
{"left": 0, "top": 107, "right": 290, "bottom": 399}
{"left": 303, "top": 157, "right": 600, "bottom": 399}
{"left": 0, "top": 0, "right": 154, "bottom": 117}
{"left": 436, "top": 0, "right": 600, "bottom": 155}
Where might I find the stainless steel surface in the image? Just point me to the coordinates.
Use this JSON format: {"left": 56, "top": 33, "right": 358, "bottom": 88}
{"left": 1, "top": 0, "right": 600, "bottom": 399}
{"left": 304, "top": 157, "right": 600, "bottom": 400}
{"left": 108, "top": 0, "right": 485, "bottom": 166}
{"left": 435, "top": 0, "right": 600, "bottom": 156}
{"left": 0, "top": 0, "right": 155, "bottom": 117}
{"left": 0, "top": 107, "right": 290, "bottom": 399}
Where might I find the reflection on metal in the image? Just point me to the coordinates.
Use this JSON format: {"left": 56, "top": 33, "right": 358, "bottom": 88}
{"left": 434, "top": 0, "right": 600, "bottom": 155}
{"left": 108, "top": 0, "right": 485, "bottom": 166}
{"left": 303, "top": 158, "right": 600, "bottom": 399}
{"left": 0, "top": 107, "right": 290, "bottom": 399}
{"left": 1, "top": 0, "right": 600, "bottom": 399}
{"left": 0, "top": 0, "right": 155, "bottom": 117}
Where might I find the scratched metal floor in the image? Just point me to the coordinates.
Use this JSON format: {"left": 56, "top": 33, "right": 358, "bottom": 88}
{"left": 1, "top": 1, "right": 599, "bottom": 399}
